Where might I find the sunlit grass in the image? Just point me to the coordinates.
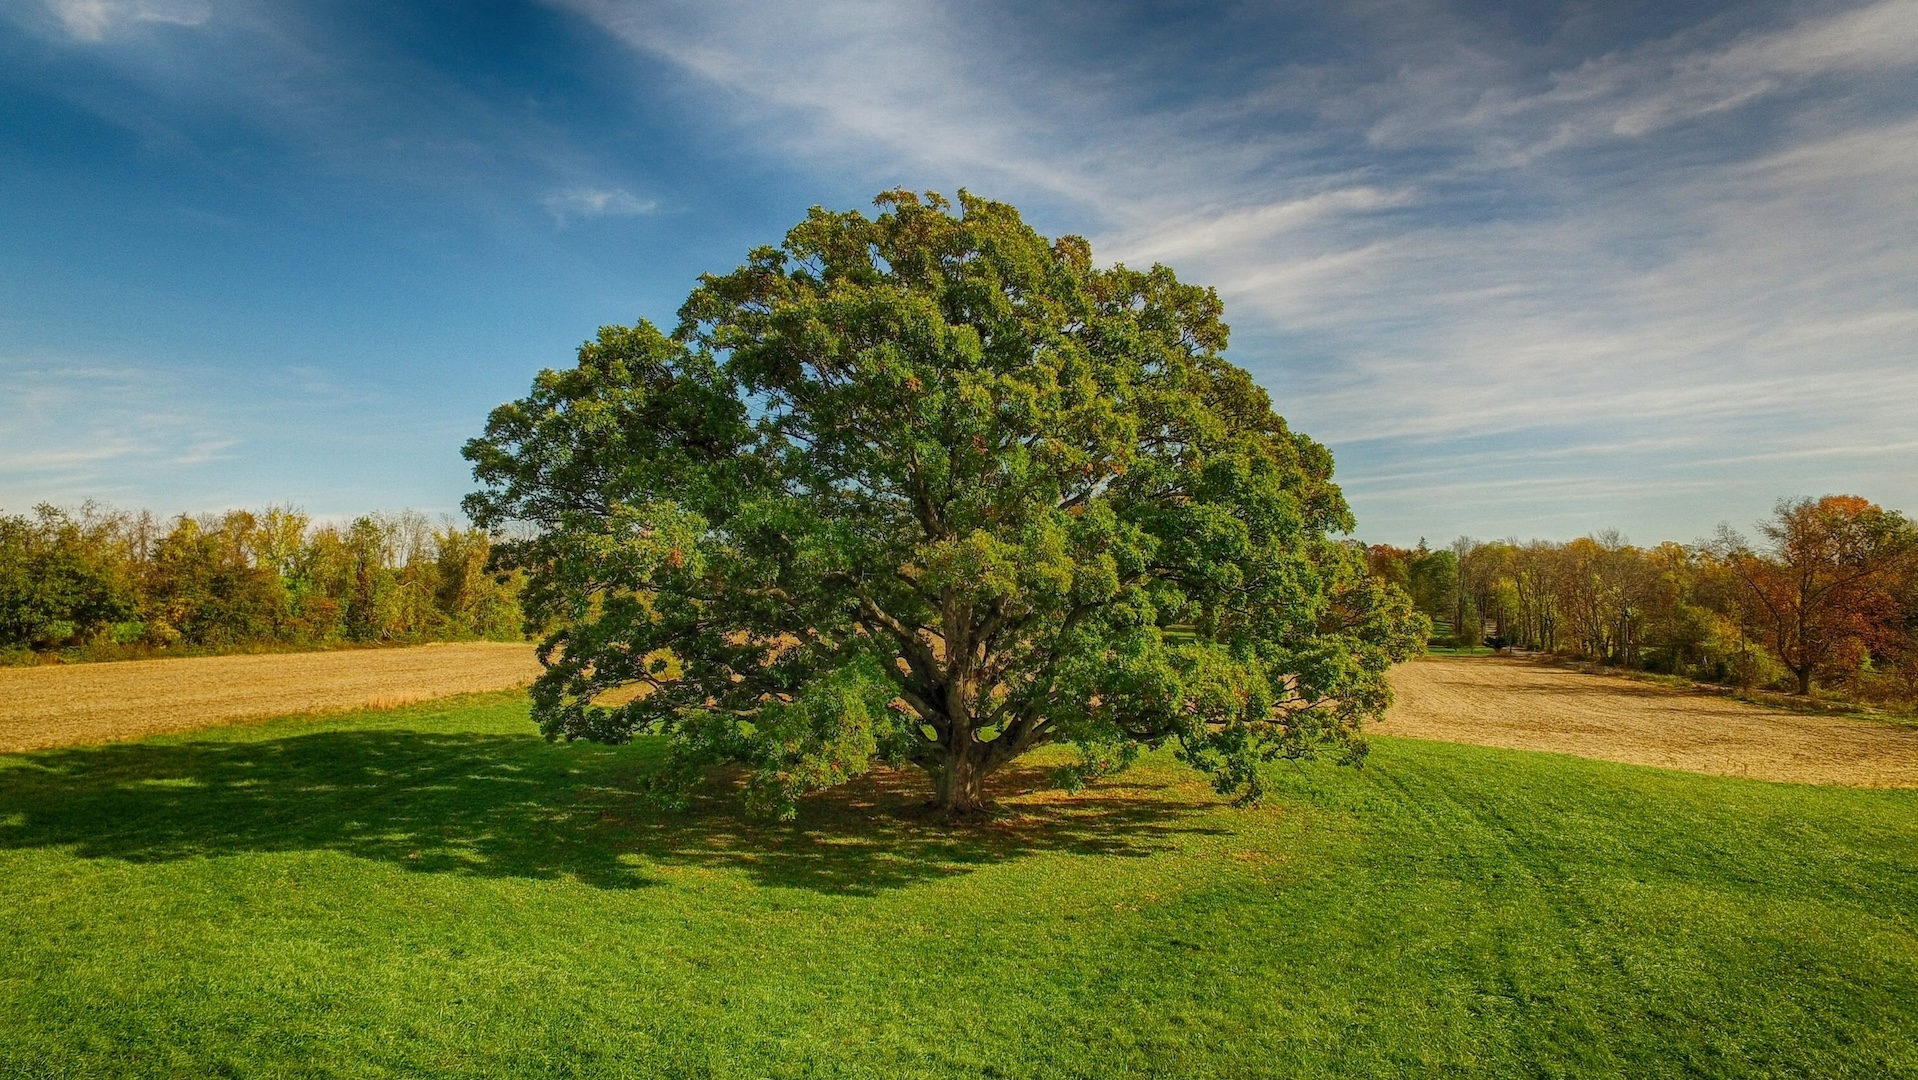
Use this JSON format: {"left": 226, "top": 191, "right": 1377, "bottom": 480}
{"left": 1, "top": 691, "right": 1914, "bottom": 1078}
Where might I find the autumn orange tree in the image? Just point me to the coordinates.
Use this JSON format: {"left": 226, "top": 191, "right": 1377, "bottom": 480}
{"left": 1712, "top": 496, "right": 1917, "bottom": 696}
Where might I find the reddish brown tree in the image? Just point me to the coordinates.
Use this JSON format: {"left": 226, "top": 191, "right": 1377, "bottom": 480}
{"left": 1713, "top": 496, "right": 1916, "bottom": 696}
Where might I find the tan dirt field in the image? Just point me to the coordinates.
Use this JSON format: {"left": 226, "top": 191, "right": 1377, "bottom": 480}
{"left": 0, "top": 642, "right": 541, "bottom": 753}
{"left": 1381, "top": 655, "right": 1918, "bottom": 786}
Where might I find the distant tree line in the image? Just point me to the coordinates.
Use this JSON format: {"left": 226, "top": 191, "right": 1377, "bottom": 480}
{"left": 1369, "top": 496, "right": 1918, "bottom": 708}
{"left": 0, "top": 503, "right": 525, "bottom": 658}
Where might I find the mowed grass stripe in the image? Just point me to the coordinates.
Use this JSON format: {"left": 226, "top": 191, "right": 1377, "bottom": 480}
{"left": 0, "top": 693, "right": 1914, "bottom": 1078}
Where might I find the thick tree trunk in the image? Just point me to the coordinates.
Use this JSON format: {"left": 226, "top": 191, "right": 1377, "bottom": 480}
{"left": 930, "top": 644, "right": 998, "bottom": 813}
{"left": 1795, "top": 667, "right": 1813, "bottom": 696}
{"left": 934, "top": 743, "right": 992, "bottom": 814}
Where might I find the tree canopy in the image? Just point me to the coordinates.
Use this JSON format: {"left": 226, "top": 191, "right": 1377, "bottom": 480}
{"left": 1713, "top": 496, "right": 1917, "bottom": 696}
{"left": 464, "top": 190, "right": 1427, "bottom": 816}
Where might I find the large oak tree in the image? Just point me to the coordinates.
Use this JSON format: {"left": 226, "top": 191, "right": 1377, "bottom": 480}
{"left": 465, "top": 191, "right": 1426, "bottom": 816}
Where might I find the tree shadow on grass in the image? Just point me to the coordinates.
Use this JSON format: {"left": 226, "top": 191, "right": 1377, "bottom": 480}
{"left": 0, "top": 730, "right": 1228, "bottom": 894}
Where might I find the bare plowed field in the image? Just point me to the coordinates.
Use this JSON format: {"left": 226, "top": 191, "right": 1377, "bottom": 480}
{"left": 1382, "top": 656, "right": 1918, "bottom": 786}
{"left": 0, "top": 643, "right": 541, "bottom": 753}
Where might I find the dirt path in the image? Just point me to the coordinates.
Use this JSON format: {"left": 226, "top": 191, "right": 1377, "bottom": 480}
{"left": 1380, "top": 656, "right": 1918, "bottom": 786}
{"left": 0, "top": 643, "right": 541, "bottom": 753}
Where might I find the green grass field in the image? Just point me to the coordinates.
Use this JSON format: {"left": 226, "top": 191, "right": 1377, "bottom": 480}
{"left": 2, "top": 693, "right": 1915, "bottom": 1079}
{"left": 1421, "top": 645, "right": 1499, "bottom": 657}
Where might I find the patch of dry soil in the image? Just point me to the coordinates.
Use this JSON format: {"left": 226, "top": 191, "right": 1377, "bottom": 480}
{"left": 1381, "top": 656, "right": 1918, "bottom": 786}
{"left": 0, "top": 643, "right": 541, "bottom": 753}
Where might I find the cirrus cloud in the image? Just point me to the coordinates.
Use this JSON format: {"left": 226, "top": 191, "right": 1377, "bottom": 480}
{"left": 34, "top": 0, "right": 209, "bottom": 41}
{"left": 539, "top": 186, "right": 659, "bottom": 225}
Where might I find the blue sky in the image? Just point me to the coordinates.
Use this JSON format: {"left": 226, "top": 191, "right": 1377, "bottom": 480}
{"left": 2, "top": 0, "right": 1914, "bottom": 545}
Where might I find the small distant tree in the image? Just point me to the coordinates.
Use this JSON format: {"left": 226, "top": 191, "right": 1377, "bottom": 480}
{"left": 466, "top": 190, "right": 1426, "bottom": 817}
{"left": 1408, "top": 542, "right": 1456, "bottom": 629}
{"left": 1713, "top": 496, "right": 1917, "bottom": 696}
{"left": 1448, "top": 537, "right": 1480, "bottom": 646}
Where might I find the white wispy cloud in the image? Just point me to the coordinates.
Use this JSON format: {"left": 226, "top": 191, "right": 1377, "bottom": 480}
{"left": 1253, "top": 110, "right": 1918, "bottom": 443}
{"left": 1550, "top": 0, "right": 1918, "bottom": 141}
{"left": 1105, "top": 187, "right": 1415, "bottom": 268}
{"left": 540, "top": 186, "right": 659, "bottom": 224}
{"left": 0, "top": 357, "right": 241, "bottom": 507}
{"left": 1379, "top": 0, "right": 1918, "bottom": 158}
{"left": 546, "top": 0, "right": 1185, "bottom": 207}
{"left": 0, "top": 352, "right": 474, "bottom": 517}
{"left": 8, "top": 1, "right": 630, "bottom": 225}
{"left": 35, "top": 0, "right": 208, "bottom": 41}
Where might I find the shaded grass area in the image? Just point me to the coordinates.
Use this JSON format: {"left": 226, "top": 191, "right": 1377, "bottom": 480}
{"left": 1, "top": 693, "right": 1915, "bottom": 1078}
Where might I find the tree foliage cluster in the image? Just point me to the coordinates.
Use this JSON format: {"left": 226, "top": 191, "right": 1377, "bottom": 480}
{"left": 0, "top": 503, "right": 523, "bottom": 658}
{"left": 466, "top": 190, "right": 1428, "bottom": 817}
{"left": 1372, "top": 496, "right": 1918, "bottom": 705}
